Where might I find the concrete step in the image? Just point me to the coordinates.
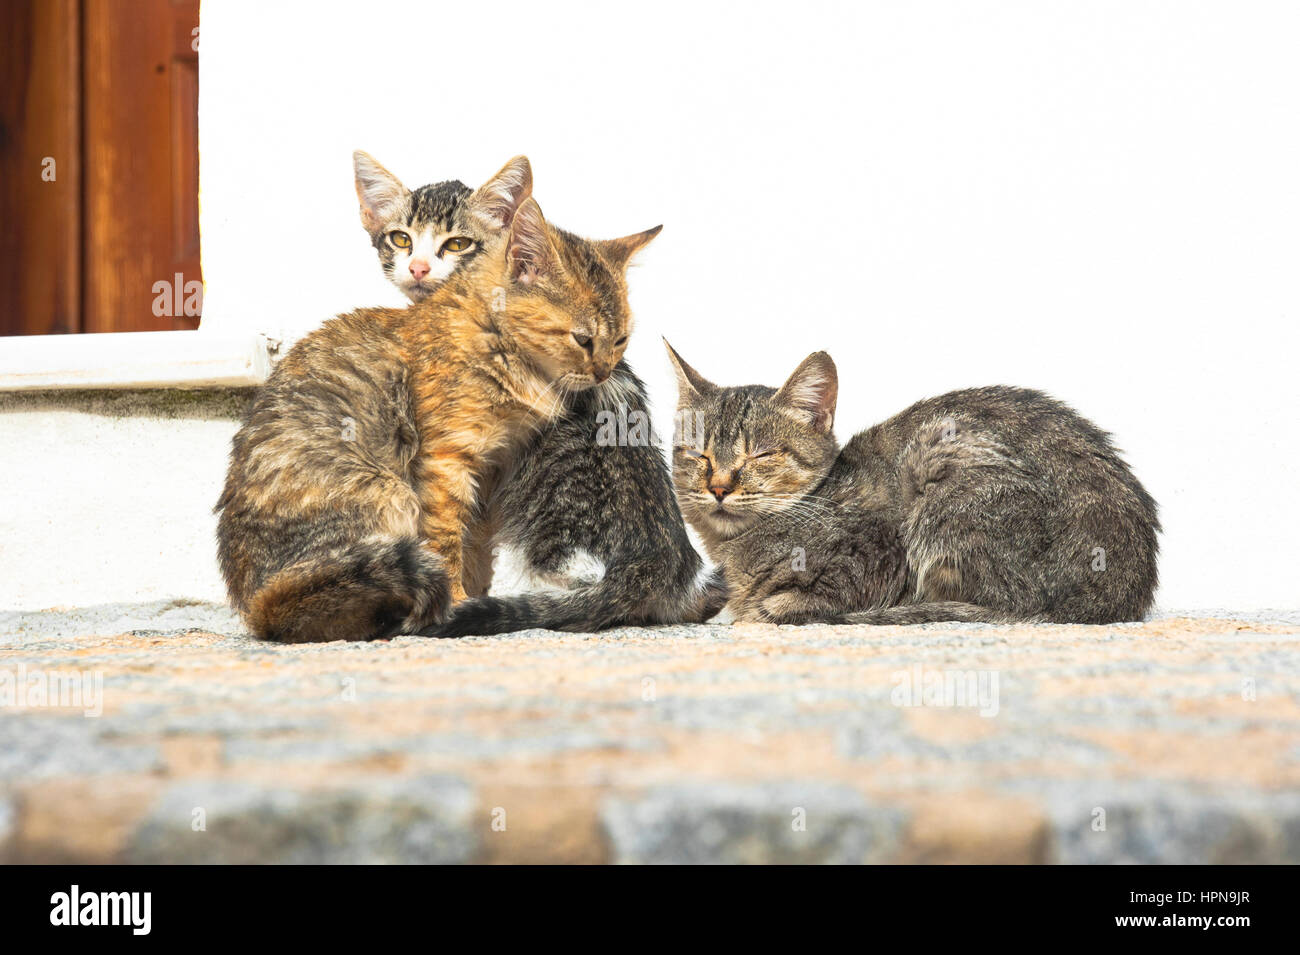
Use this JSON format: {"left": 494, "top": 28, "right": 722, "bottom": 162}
{"left": 2, "top": 603, "right": 1297, "bottom": 863}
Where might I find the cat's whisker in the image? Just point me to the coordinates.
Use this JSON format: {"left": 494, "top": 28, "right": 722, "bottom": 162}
{"left": 757, "top": 496, "right": 836, "bottom": 512}
{"left": 744, "top": 497, "right": 841, "bottom": 532}
{"left": 749, "top": 495, "right": 838, "bottom": 518}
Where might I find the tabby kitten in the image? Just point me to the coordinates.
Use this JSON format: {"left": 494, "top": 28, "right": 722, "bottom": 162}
{"left": 666, "top": 343, "right": 1160, "bottom": 625}
{"left": 217, "top": 157, "right": 652, "bottom": 643}
{"left": 352, "top": 152, "right": 727, "bottom": 636}
{"left": 353, "top": 151, "right": 483, "bottom": 302}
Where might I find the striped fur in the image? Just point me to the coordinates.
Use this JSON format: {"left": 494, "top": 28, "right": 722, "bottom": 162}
{"left": 358, "top": 156, "right": 725, "bottom": 636}
{"left": 667, "top": 346, "right": 1161, "bottom": 626}
{"left": 423, "top": 363, "right": 728, "bottom": 637}
{"left": 218, "top": 157, "right": 658, "bottom": 642}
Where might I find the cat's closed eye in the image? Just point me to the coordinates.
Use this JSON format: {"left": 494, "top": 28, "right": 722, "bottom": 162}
{"left": 749, "top": 448, "right": 785, "bottom": 461}
{"left": 389, "top": 231, "right": 412, "bottom": 249}
{"left": 441, "top": 237, "right": 474, "bottom": 254}
{"left": 675, "top": 447, "right": 706, "bottom": 460}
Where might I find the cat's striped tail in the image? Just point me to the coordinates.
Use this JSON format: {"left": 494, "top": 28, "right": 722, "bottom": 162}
{"left": 243, "top": 537, "right": 450, "bottom": 643}
{"left": 419, "top": 566, "right": 729, "bottom": 638}
{"left": 836, "top": 602, "right": 1036, "bottom": 625}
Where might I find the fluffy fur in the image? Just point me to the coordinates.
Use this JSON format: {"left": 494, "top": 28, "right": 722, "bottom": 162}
{"left": 353, "top": 153, "right": 726, "bottom": 636}
{"left": 666, "top": 344, "right": 1161, "bottom": 625}
{"left": 218, "top": 157, "right": 652, "bottom": 642}
{"left": 429, "top": 362, "right": 727, "bottom": 636}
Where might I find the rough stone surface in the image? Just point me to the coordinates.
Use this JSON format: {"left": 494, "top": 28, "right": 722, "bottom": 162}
{"left": 129, "top": 775, "right": 477, "bottom": 864}
{"left": 1026, "top": 781, "right": 1300, "bottom": 865}
{"left": 0, "top": 795, "right": 14, "bottom": 864}
{"left": 1, "top": 602, "right": 1298, "bottom": 863}
{"left": 603, "top": 782, "right": 905, "bottom": 864}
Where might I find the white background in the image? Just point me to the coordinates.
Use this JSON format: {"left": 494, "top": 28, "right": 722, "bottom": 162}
{"left": 200, "top": 0, "right": 1299, "bottom": 610}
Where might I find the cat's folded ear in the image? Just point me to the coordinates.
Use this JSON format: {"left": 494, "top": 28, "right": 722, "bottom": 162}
{"left": 507, "top": 197, "right": 560, "bottom": 285}
{"left": 775, "top": 352, "right": 838, "bottom": 434}
{"left": 353, "top": 150, "right": 409, "bottom": 238}
{"left": 466, "top": 155, "right": 533, "bottom": 231}
{"left": 663, "top": 340, "right": 717, "bottom": 401}
{"left": 599, "top": 225, "right": 663, "bottom": 269}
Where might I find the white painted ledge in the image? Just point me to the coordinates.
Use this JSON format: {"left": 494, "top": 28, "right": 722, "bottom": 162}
{"left": 0, "top": 330, "right": 274, "bottom": 391}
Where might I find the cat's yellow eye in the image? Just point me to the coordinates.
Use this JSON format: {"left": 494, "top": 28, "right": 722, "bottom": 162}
{"left": 390, "top": 231, "right": 412, "bottom": 250}
{"left": 442, "top": 237, "right": 473, "bottom": 253}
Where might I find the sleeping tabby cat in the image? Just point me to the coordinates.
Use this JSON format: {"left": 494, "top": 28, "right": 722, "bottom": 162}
{"left": 665, "top": 343, "right": 1160, "bottom": 624}
{"left": 217, "top": 156, "right": 660, "bottom": 642}
{"left": 351, "top": 152, "right": 726, "bottom": 635}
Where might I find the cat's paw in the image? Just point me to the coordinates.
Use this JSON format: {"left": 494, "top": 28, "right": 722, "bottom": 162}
{"left": 755, "top": 590, "right": 820, "bottom": 625}
{"left": 752, "top": 588, "right": 850, "bottom": 626}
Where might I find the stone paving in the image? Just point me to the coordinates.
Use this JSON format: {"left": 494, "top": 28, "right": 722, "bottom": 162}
{"left": 1, "top": 601, "right": 1298, "bottom": 863}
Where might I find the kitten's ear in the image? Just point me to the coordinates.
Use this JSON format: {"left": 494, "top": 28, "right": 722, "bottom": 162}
{"left": 353, "top": 150, "right": 408, "bottom": 237}
{"left": 466, "top": 155, "right": 533, "bottom": 231}
{"left": 599, "top": 225, "right": 663, "bottom": 269}
{"left": 663, "top": 339, "right": 717, "bottom": 401}
{"left": 775, "top": 352, "right": 838, "bottom": 434}
{"left": 507, "top": 198, "right": 559, "bottom": 285}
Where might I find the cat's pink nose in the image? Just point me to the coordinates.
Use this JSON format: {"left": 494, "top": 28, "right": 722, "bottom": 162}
{"left": 709, "top": 483, "right": 733, "bottom": 502}
{"left": 409, "top": 259, "right": 430, "bottom": 281}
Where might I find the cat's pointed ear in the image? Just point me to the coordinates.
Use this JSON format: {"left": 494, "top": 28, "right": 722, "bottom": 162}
{"left": 507, "top": 197, "right": 560, "bottom": 285}
{"left": 466, "top": 155, "right": 533, "bottom": 231}
{"left": 353, "top": 150, "right": 408, "bottom": 237}
{"left": 599, "top": 225, "right": 663, "bottom": 269}
{"left": 663, "top": 339, "right": 717, "bottom": 401}
{"left": 775, "top": 352, "right": 838, "bottom": 434}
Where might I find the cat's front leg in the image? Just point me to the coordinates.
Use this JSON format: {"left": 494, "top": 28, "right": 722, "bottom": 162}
{"left": 749, "top": 570, "right": 891, "bottom": 624}
{"left": 418, "top": 487, "right": 473, "bottom": 604}
{"left": 714, "top": 546, "right": 836, "bottom": 624}
{"left": 718, "top": 568, "right": 842, "bottom": 624}
{"left": 723, "top": 513, "right": 908, "bottom": 625}
{"left": 713, "top": 534, "right": 825, "bottom": 623}
{"left": 461, "top": 499, "right": 501, "bottom": 598}
{"left": 751, "top": 579, "right": 854, "bottom": 625}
